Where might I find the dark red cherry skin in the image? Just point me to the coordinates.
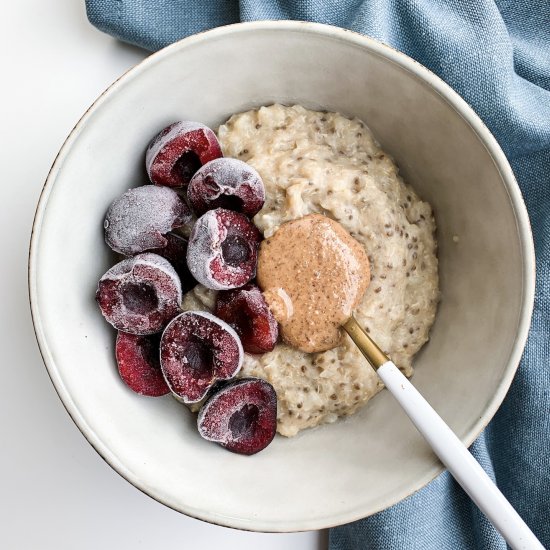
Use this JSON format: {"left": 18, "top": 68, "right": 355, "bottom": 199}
{"left": 198, "top": 378, "right": 277, "bottom": 455}
{"left": 160, "top": 311, "right": 243, "bottom": 404}
{"left": 215, "top": 284, "right": 278, "bottom": 354}
{"left": 152, "top": 232, "right": 197, "bottom": 293}
{"left": 187, "top": 158, "right": 265, "bottom": 217}
{"left": 186, "top": 208, "right": 261, "bottom": 290}
{"left": 115, "top": 332, "right": 169, "bottom": 397}
{"left": 146, "top": 121, "right": 223, "bottom": 188}
{"left": 96, "top": 253, "right": 182, "bottom": 335}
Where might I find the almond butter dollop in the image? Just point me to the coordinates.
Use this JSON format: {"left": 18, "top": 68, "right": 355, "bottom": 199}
{"left": 257, "top": 214, "right": 370, "bottom": 353}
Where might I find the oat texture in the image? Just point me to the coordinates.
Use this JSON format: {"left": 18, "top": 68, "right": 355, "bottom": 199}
{"left": 184, "top": 104, "right": 439, "bottom": 437}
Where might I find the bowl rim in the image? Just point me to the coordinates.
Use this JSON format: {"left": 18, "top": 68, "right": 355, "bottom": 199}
{"left": 28, "top": 20, "right": 536, "bottom": 532}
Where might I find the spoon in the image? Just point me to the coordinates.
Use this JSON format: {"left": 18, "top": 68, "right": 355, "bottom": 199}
{"left": 343, "top": 315, "right": 543, "bottom": 550}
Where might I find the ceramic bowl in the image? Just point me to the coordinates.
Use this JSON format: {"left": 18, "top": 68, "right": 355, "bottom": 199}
{"left": 29, "top": 21, "right": 535, "bottom": 531}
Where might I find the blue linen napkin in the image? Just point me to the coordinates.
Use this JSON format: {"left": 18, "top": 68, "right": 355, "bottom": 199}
{"left": 86, "top": 1, "right": 550, "bottom": 547}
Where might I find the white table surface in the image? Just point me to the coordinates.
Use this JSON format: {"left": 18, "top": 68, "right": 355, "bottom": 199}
{"left": 1, "top": 2, "right": 324, "bottom": 548}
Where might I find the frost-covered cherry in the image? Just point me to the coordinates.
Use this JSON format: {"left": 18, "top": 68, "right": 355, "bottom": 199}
{"left": 115, "top": 332, "right": 169, "bottom": 397}
{"left": 96, "top": 253, "right": 182, "bottom": 335}
{"left": 215, "top": 284, "right": 278, "bottom": 354}
{"left": 186, "top": 208, "right": 261, "bottom": 290}
{"left": 104, "top": 186, "right": 192, "bottom": 256}
{"left": 187, "top": 158, "right": 265, "bottom": 217}
{"left": 153, "top": 232, "right": 196, "bottom": 293}
{"left": 197, "top": 378, "right": 277, "bottom": 455}
{"left": 146, "top": 121, "right": 223, "bottom": 188}
{"left": 160, "top": 311, "right": 243, "bottom": 404}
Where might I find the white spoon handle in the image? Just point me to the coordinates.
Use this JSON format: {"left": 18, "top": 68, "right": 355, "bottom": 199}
{"left": 378, "top": 361, "right": 543, "bottom": 550}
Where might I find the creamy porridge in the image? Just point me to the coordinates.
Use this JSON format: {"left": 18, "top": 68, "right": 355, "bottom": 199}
{"left": 182, "top": 104, "right": 439, "bottom": 437}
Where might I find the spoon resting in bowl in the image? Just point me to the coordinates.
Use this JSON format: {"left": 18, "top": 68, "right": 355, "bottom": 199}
{"left": 343, "top": 315, "right": 542, "bottom": 550}
{"left": 258, "top": 213, "right": 543, "bottom": 550}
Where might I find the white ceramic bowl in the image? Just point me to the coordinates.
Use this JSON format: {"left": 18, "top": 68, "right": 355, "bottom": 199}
{"left": 29, "top": 21, "right": 535, "bottom": 532}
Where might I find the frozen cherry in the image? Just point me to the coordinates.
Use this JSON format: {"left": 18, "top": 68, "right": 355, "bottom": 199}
{"left": 187, "top": 158, "right": 265, "bottom": 217}
{"left": 153, "top": 232, "right": 196, "bottom": 293}
{"left": 197, "top": 378, "right": 277, "bottom": 455}
{"left": 146, "top": 121, "right": 223, "bottom": 188}
{"left": 115, "top": 332, "right": 169, "bottom": 396}
{"left": 187, "top": 208, "right": 261, "bottom": 290}
{"left": 215, "top": 284, "right": 278, "bottom": 354}
{"left": 160, "top": 311, "right": 243, "bottom": 404}
{"left": 96, "top": 253, "right": 182, "bottom": 335}
{"left": 104, "top": 186, "right": 192, "bottom": 256}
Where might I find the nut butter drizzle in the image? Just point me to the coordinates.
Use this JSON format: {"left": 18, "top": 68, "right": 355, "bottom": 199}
{"left": 257, "top": 214, "right": 370, "bottom": 353}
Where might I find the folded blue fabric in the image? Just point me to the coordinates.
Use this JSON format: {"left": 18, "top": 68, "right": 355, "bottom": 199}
{"left": 86, "top": 1, "right": 550, "bottom": 548}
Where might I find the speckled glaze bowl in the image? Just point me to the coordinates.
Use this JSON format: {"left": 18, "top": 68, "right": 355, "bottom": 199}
{"left": 29, "top": 21, "right": 535, "bottom": 532}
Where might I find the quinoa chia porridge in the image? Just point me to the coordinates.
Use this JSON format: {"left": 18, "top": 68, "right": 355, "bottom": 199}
{"left": 182, "top": 104, "right": 439, "bottom": 437}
